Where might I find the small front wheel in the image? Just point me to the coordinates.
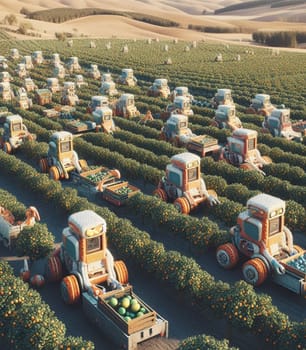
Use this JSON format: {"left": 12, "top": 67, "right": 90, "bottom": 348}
{"left": 216, "top": 243, "right": 239, "bottom": 269}
{"left": 61, "top": 275, "right": 80, "bottom": 304}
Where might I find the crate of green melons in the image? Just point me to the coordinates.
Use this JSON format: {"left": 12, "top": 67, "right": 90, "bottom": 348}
{"left": 98, "top": 285, "right": 157, "bottom": 334}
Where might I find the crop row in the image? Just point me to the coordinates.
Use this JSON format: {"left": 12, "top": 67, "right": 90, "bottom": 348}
{"left": 0, "top": 150, "right": 304, "bottom": 350}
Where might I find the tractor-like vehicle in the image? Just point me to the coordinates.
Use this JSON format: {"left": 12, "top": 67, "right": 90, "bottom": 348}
{"left": 212, "top": 104, "right": 242, "bottom": 131}
{"left": 211, "top": 88, "right": 234, "bottom": 108}
{"left": 75, "top": 74, "right": 88, "bottom": 89}
{"left": 117, "top": 68, "right": 137, "bottom": 87}
{"left": 147, "top": 78, "right": 170, "bottom": 98}
{"left": 99, "top": 73, "right": 118, "bottom": 97}
{"left": 87, "top": 95, "right": 109, "bottom": 114}
{"left": 160, "top": 114, "right": 220, "bottom": 157}
{"left": 93, "top": 107, "right": 116, "bottom": 134}
{"left": 66, "top": 56, "right": 82, "bottom": 74}
{"left": 24, "top": 77, "right": 37, "bottom": 92}
{"left": 16, "top": 63, "right": 27, "bottom": 78}
{"left": 51, "top": 53, "right": 62, "bottom": 66}
{"left": 218, "top": 128, "right": 272, "bottom": 175}
{"left": 160, "top": 96, "right": 194, "bottom": 120}
{"left": 262, "top": 108, "right": 305, "bottom": 141}
{"left": 32, "top": 50, "right": 44, "bottom": 65}
{"left": 15, "top": 87, "right": 33, "bottom": 110}
{"left": 53, "top": 63, "right": 66, "bottom": 79}
{"left": 170, "top": 86, "right": 193, "bottom": 103}
{"left": 22, "top": 55, "right": 34, "bottom": 70}
{"left": 9, "top": 48, "right": 20, "bottom": 60}
{"left": 88, "top": 64, "right": 101, "bottom": 80}
{"left": 0, "top": 82, "right": 14, "bottom": 102}
{"left": 153, "top": 152, "right": 219, "bottom": 214}
{"left": 0, "top": 114, "right": 35, "bottom": 153}
{"left": 0, "top": 56, "right": 8, "bottom": 70}
{"left": 45, "top": 210, "right": 168, "bottom": 349}
{"left": 61, "top": 82, "right": 79, "bottom": 106}
{"left": 0, "top": 71, "right": 12, "bottom": 83}
{"left": 114, "top": 93, "right": 140, "bottom": 119}
{"left": 246, "top": 93, "right": 276, "bottom": 116}
{"left": 216, "top": 193, "right": 306, "bottom": 295}
{"left": 39, "top": 131, "right": 120, "bottom": 186}
{"left": 46, "top": 77, "right": 61, "bottom": 93}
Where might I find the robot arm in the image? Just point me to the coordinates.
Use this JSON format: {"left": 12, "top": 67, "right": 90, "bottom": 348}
{"left": 200, "top": 178, "right": 220, "bottom": 206}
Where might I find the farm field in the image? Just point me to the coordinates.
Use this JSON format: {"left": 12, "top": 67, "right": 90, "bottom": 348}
{"left": 0, "top": 31, "right": 306, "bottom": 350}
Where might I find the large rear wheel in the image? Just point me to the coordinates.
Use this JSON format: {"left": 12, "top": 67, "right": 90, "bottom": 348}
{"left": 61, "top": 275, "right": 80, "bottom": 304}
{"left": 45, "top": 256, "right": 63, "bottom": 282}
{"left": 39, "top": 158, "right": 49, "bottom": 173}
{"left": 3, "top": 142, "right": 12, "bottom": 154}
{"left": 242, "top": 258, "right": 268, "bottom": 286}
{"left": 174, "top": 197, "right": 190, "bottom": 215}
{"left": 49, "top": 166, "right": 61, "bottom": 181}
{"left": 216, "top": 243, "right": 239, "bottom": 269}
{"left": 153, "top": 188, "right": 168, "bottom": 202}
{"left": 114, "top": 260, "right": 129, "bottom": 284}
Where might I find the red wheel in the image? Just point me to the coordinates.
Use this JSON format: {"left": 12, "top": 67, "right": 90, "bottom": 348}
{"left": 61, "top": 275, "right": 80, "bottom": 304}
{"left": 114, "top": 260, "right": 129, "bottom": 284}
{"left": 3, "top": 142, "right": 12, "bottom": 154}
{"left": 216, "top": 243, "right": 239, "bottom": 269}
{"left": 174, "top": 197, "right": 190, "bottom": 214}
{"left": 39, "top": 158, "right": 49, "bottom": 173}
{"left": 242, "top": 258, "right": 268, "bottom": 286}
{"left": 49, "top": 166, "right": 60, "bottom": 181}
{"left": 45, "top": 256, "right": 63, "bottom": 282}
{"left": 153, "top": 188, "right": 168, "bottom": 202}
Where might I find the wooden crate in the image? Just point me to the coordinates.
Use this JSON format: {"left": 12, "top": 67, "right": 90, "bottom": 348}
{"left": 103, "top": 181, "right": 140, "bottom": 206}
{"left": 98, "top": 286, "right": 156, "bottom": 334}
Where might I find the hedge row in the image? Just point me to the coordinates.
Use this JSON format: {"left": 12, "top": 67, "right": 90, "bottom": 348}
{"left": 0, "top": 152, "right": 304, "bottom": 349}
{"left": 19, "top": 137, "right": 306, "bottom": 232}
{"left": 0, "top": 261, "right": 95, "bottom": 350}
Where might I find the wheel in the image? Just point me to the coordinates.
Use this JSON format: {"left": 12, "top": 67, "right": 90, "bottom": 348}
{"left": 216, "top": 243, "right": 239, "bottom": 269}
{"left": 293, "top": 244, "right": 304, "bottom": 254}
{"left": 259, "top": 110, "right": 267, "bottom": 117}
{"left": 245, "top": 107, "right": 256, "bottom": 114}
{"left": 3, "top": 142, "right": 12, "bottom": 154}
{"left": 242, "top": 258, "right": 268, "bottom": 286}
{"left": 153, "top": 188, "right": 168, "bottom": 202}
{"left": 39, "top": 158, "right": 49, "bottom": 173}
{"left": 45, "top": 256, "right": 63, "bottom": 282}
{"left": 49, "top": 166, "right": 60, "bottom": 181}
{"left": 174, "top": 197, "right": 191, "bottom": 215}
{"left": 240, "top": 163, "right": 253, "bottom": 171}
{"left": 262, "top": 156, "right": 272, "bottom": 164}
{"left": 114, "top": 260, "right": 129, "bottom": 284}
{"left": 60, "top": 275, "right": 80, "bottom": 304}
{"left": 210, "top": 120, "right": 219, "bottom": 128}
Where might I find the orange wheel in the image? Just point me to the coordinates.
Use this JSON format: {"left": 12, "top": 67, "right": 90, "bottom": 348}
{"left": 262, "top": 156, "right": 272, "bottom": 164}
{"left": 245, "top": 107, "right": 256, "bottom": 114}
{"left": 3, "top": 142, "right": 12, "bottom": 154}
{"left": 39, "top": 158, "right": 49, "bottom": 173}
{"left": 114, "top": 260, "right": 129, "bottom": 284}
{"left": 216, "top": 243, "right": 239, "bottom": 269}
{"left": 240, "top": 163, "right": 253, "bottom": 171}
{"left": 153, "top": 188, "right": 168, "bottom": 202}
{"left": 60, "top": 275, "right": 80, "bottom": 304}
{"left": 45, "top": 256, "right": 63, "bottom": 282}
{"left": 210, "top": 120, "right": 219, "bottom": 128}
{"left": 174, "top": 197, "right": 190, "bottom": 215}
{"left": 242, "top": 258, "right": 268, "bottom": 286}
{"left": 293, "top": 245, "right": 304, "bottom": 254}
{"left": 49, "top": 166, "right": 60, "bottom": 181}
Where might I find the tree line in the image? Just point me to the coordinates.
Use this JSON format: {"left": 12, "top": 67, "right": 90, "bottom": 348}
{"left": 252, "top": 31, "right": 306, "bottom": 47}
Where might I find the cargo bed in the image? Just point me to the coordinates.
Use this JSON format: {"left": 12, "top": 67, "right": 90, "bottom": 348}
{"left": 102, "top": 181, "right": 140, "bottom": 206}
{"left": 82, "top": 286, "right": 168, "bottom": 350}
{"left": 186, "top": 135, "right": 220, "bottom": 157}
